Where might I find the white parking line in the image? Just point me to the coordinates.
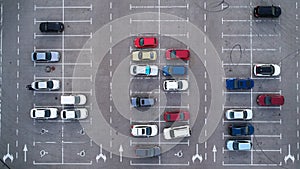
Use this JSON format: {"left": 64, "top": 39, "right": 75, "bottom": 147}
{"left": 130, "top": 141, "right": 189, "bottom": 145}
{"left": 130, "top": 5, "right": 188, "bottom": 9}
{"left": 33, "top": 162, "right": 92, "bottom": 165}
{"left": 223, "top": 149, "right": 281, "bottom": 152}
{"left": 35, "top": 19, "right": 92, "bottom": 24}
{"left": 224, "top": 91, "right": 281, "bottom": 94}
{"left": 222, "top": 47, "right": 278, "bottom": 53}
{"left": 223, "top": 120, "right": 281, "bottom": 124}
{"left": 222, "top": 33, "right": 280, "bottom": 38}
{"left": 130, "top": 19, "right": 189, "bottom": 22}
{"left": 35, "top": 75, "right": 92, "bottom": 81}
{"left": 222, "top": 18, "right": 279, "bottom": 24}
{"left": 34, "top": 90, "right": 92, "bottom": 94}
{"left": 34, "top": 48, "right": 92, "bottom": 52}
{"left": 35, "top": 62, "right": 92, "bottom": 66}
{"left": 223, "top": 134, "right": 281, "bottom": 138}
{"left": 222, "top": 162, "right": 280, "bottom": 167}
{"left": 35, "top": 4, "right": 92, "bottom": 9}
{"left": 130, "top": 161, "right": 189, "bottom": 166}
{"left": 34, "top": 33, "right": 92, "bottom": 38}
{"left": 223, "top": 106, "right": 281, "bottom": 109}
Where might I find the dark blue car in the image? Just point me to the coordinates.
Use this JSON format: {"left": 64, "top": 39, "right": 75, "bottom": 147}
{"left": 226, "top": 78, "right": 254, "bottom": 90}
{"left": 162, "top": 65, "right": 187, "bottom": 76}
{"left": 228, "top": 124, "right": 254, "bottom": 136}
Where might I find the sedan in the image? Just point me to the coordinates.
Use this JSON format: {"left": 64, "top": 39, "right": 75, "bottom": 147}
{"left": 31, "top": 51, "right": 60, "bottom": 62}
{"left": 164, "top": 111, "right": 190, "bottom": 122}
{"left": 162, "top": 65, "right": 187, "bottom": 76}
{"left": 134, "top": 37, "right": 158, "bottom": 48}
{"left": 226, "top": 78, "right": 254, "bottom": 90}
{"left": 253, "top": 64, "right": 280, "bottom": 77}
{"left": 228, "top": 124, "right": 254, "bottom": 136}
{"left": 132, "top": 51, "right": 157, "bottom": 61}
{"left": 39, "top": 22, "right": 64, "bottom": 32}
{"left": 131, "top": 97, "right": 155, "bottom": 107}
{"left": 131, "top": 124, "right": 158, "bottom": 137}
{"left": 61, "top": 108, "right": 88, "bottom": 120}
{"left": 226, "top": 140, "right": 252, "bottom": 151}
{"left": 225, "top": 109, "right": 252, "bottom": 120}
{"left": 165, "top": 49, "right": 190, "bottom": 60}
{"left": 130, "top": 65, "right": 159, "bottom": 76}
{"left": 257, "top": 94, "right": 284, "bottom": 106}
{"left": 30, "top": 108, "right": 58, "bottom": 119}
{"left": 254, "top": 5, "right": 281, "bottom": 18}
{"left": 163, "top": 79, "right": 188, "bottom": 91}
{"left": 30, "top": 80, "right": 60, "bottom": 90}
{"left": 135, "top": 145, "right": 160, "bottom": 157}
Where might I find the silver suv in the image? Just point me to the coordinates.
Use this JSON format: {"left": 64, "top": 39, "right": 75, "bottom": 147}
{"left": 163, "top": 125, "right": 191, "bottom": 140}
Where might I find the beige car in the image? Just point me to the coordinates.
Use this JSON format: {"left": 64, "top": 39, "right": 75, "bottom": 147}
{"left": 132, "top": 51, "right": 157, "bottom": 61}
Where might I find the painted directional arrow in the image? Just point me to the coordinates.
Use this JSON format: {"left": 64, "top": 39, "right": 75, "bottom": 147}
{"left": 212, "top": 145, "right": 217, "bottom": 162}
{"left": 119, "top": 145, "right": 123, "bottom": 162}
{"left": 23, "top": 144, "right": 28, "bottom": 162}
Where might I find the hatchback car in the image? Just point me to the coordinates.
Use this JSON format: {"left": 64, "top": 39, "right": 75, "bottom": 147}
{"left": 163, "top": 79, "right": 188, "bottom": 91}
{"left": 135, "top": 145, "right": 160, "bottom": 157}
{"left": 163, "top": 111, "right": 190, "bottom": 122}
{"left": 163, "top": 125, "right": 191, "bottom": 140}
{"left": 225, "top": 109, "right": 253, "bottom": 120}
{"left": 31, "top": 51, "right": 60, "bottom": 62}
{"left": 30, "top": 80, "right": 60, "bottom": 90}
{"left": 257, "top": 94, "right": 284, "bottom": 106}
{"left": 165, "top": 49, "right": 190, "bottom": 60}
{"left": 162, "top": 65, "right": 187, "bottom": 76}
{"left": 228, "top": 124, "right": 254, "bottom": 136}
{"left": 130, "top": 65, "right": 159, "bottom": 76}
{"left": 226, "top": 78, "right": 254, "bottom": 90}
{"left": 39, "top": 22, "right": 64, "bottom": 32}
{"left": 226, "top": 140, "right": 252, "bottom": 151}
{"left": 131, "top": 97, "right": 156, "bottom": 107}
{"left": 60, "top": 94, "right": 87, "bottom": 105}
{"left": 30, "top": 108, "right": 58, "bottom": 119}
{"left": 132, "top": 51, "right": 157, "bottom": 61}
{"left": 253, "top": 64, "right": 280, "bottom": 77}
{"left": 254, "top": 5, "right": 281, "bottom": 18}
{"left": 134, "top": 37, "right": 158, "bottom": 48}
{"left": 61, "top": 108, "right": 88, "bottom": 120}
{"left": 131, "top": 124, "right": 158, "bottom": 137}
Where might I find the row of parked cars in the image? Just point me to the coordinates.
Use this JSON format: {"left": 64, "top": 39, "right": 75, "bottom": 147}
{"left": 29, "top": 22, "right": 89, "bottom": 121}
{"left": 130, "top": 36, "right": 191, "bottom": 157}
{"left": 225, "top": 5, "right": 283, "bottom": 151}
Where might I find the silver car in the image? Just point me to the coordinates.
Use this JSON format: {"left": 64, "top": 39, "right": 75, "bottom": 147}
{"left": 31, "top": 51, "right": 60, "bottom": 62}
{"left": 130, "top": 65, "right": 158, "bottom": 76}
{"left": 30, "top": 80, "right": 60, "bottom": 90}
{"left": 61, "top": 108, "right": 88, "bottom": 120}
{"left": 30, "top": 108, "right": 58, "bottom": 119}
{"left": 135, "top": 145, "right": 160, "bottom": 157}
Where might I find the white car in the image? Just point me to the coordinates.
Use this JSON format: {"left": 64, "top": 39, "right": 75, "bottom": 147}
{"left": 163, "top": 125, "right": 191, "bottom": 140}
{"left": 163, "top": 80, "right": 188, "bottom": 91}
{"left": 130, "top": 65, "right": 158, "bottom": 76}
{"left": 132, "top": 51, "right": 157, "bottom": 61}
{"left": 253, "top": 64, "right": 280, "bottom": 76}
{"left": 61, "top": 94, "right": 87, "bottom": 105}
{"left": 131, "top": 124, "right": 158, "bottom": 137}
{"left": 31, "top": 51, "right": 60, "bottom": 62}
{"left": 61, "top": 108, "right": 88, "bottom": 120}
{"left": 225, "top": 109, "right": 253, "bottom": 120}
{"left": 30, "top": 108, "right": 58, "bottom": 119}
{"left": 226, "top": 140, "right": 252, "bottom": 151}
{"left": 30, "top": 80, "right": 60, "bottom": 90}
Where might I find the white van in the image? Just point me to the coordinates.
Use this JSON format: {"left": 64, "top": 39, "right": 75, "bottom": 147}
{"left": 61, "top": 94, "right": 87, "bottom": 105}
{"left": 163, "top": 125, "right": 191, "bottom": 140}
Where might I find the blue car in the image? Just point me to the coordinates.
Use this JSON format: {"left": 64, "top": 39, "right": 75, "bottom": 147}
{"left": 131, "top": 97, "right": 155, "bottom": 107}
{"left": 228, "top": 124, "right": 254, "bottom": 136}
{"left": 226, "top": 78, "right": 254, "bottom": 90}
{"left": 162, "top": 65, "right": 187, "bottom": 76}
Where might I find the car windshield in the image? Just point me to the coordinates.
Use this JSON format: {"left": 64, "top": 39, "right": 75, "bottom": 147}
{"left": 170, "top": 50, "right": 176, "bottom": 58}
{"left": 46, "top": 52, "right": 52, "bottom": 60}
{"left": 33, "top": 53, "right": 37, "bottom": 60}
{"left": 139, "top": 38, "right": 144, "bottom": 46}
{"left": 258, "top": 65, "right": 274, "bottom": 74}
{"left": 34, "top": 82, "right": 39, "bottom": 89}
{"left": 74, "top": 96, "right": 80, "bottom": 104}
{"left": 245, "top": 126, "right": 249, "bottom": 134}
{"left": 246, "top": 80, "right": 251, "bottom": 87}
{"left": 233, "top": 142, "right": 239, "bottom": 150}
{"left": 146, "top": 127, "right": 152, "bottom": 135}
{"left": 44, "top": 110, "right": 51, "bottom": 117}
{"left": 150, "top": 52, "right": 154, "bottom": 59}
{"left": 75, "top": 110, "right": 81, "bottom": 118}
{"left": 167, "top": 114, "right": 171, "bottom": 120}
{"left": 234, "top": 80, "right": 239, "bottom": 89}
{"left": 47, "top": 81, "right": 54, "bottom": 88}
{"left": 138, "top": 52, "right": 143, "bottom": 59}
{"left": 132, "top": 66, "right": 137, "bottom": 74}
{"left": 230, "top": 112, "right": 235, "bottom": 118}
{"left": 243, "top": 111, "right": 247, "bottom": 118}
{"left": 177, "top": 81, "right": 183, "bottom": 89}
{"left": 180, "top": 113, "right": 184, "bottom": 120}
{"left": 264, "top": 96, "right": 272, "bottom": 105}
{"left": 32, "top": 110, "right": 36, "bottom": 117}
{"left": 170, "top": 130, "right": 175, "bottom": 138}
{"left": 145, "top": 66, "right": 151, "bottom": 75}
{"left": 272, "top": 7, "right": 275, "bottom": 15}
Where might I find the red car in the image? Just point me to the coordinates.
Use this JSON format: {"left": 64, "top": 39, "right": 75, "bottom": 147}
{"left": 163, "top": 111, "right": 190, "bottom": 122}
{"left": 257, "top": 94, "right": 284, "bottom": 106}
{"left": 166, "top": 49, "right": 190, "bottom": 60}
{"left": 134, "top": 37, "right": 158, "bottom": 48}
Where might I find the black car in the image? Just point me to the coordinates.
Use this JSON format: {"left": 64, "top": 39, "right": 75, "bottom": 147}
{"left": 40, "top": 22, "right": 64, "bottom": 32}
{"left": 254, "top": 5, "right": 281, "bottom": 18}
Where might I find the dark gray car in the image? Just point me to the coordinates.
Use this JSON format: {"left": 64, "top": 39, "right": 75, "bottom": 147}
{"left": 135, "top": 146, "right": 160, "bottom": 157}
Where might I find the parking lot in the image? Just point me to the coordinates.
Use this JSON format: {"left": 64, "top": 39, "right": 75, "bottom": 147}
{"left": 0, "top": 0, "right": 299, "bottom": 169}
